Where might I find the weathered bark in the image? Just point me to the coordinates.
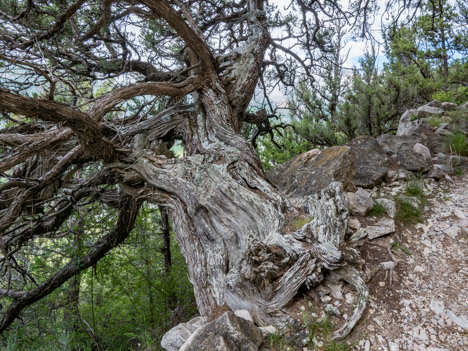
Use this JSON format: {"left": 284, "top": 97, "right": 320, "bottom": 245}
{"left": 130, "top": 83, "right": 355, "bottom": 331}
{"left": 0, "top": 0, "right": 379, "bottom": 341}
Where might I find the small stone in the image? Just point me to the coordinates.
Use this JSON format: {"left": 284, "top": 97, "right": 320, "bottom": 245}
{"left": 348, "top": 217, "right": 361, "bottom": 229}
{"left": 453, "top": 209, "right": 466, "bottom": 220}
{"left": 445, "top": 225, "right": 459, "bottom": 239}
{"left": 364, "top": 340, "right": 371, "bottom": 351}
{"left": 324, "top": 304, "right": 341, "bottom": 316}
{"left": 413, "top": 143, "right": 432, "bottom": 163}
{"left": 367, "top": 325, "right": 375, "bottom": 332}
{"left": 365, "top": 218, "right": 396, "bottom": 240}
{"left": 414, "top": 265, "right": 425, "bottom": 273}
{"left": 234, "top": 309, "right": 253, "bottom": 322}
{"left": 379, "top": 281, "right": 386, "bottom": 287}
{"left": 447, "top": 310, "right": 468, "bottom": 329}
{"left": 348, "top": 188, "right": 374, "bottom": 216}
{"left": 259, "top": 325, "right": 277, "bottom": 335}
{"left": 345, "top": 293, "right": 355, "bottom": 304}
{"left": 380, "top": 261, "right": 395, "bottom": 270}
{"left": 429, "top": 299, "right": 445, "bottom": 315}
{"left": 388, "top": 341, "right": 400, "bottom": 351}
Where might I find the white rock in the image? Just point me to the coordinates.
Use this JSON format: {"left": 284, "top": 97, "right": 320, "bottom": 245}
{"left": 429, "top": 299, "right": 445, "bottom": 315}
{"left": 380, "top": 261, "right": 395, "bottom": 270}
{"left": 259, "top": 325, "right": 277, "bottom": 335}
{"left": 348, "top": 217, "right": 361, "bottom": 229}
{"left": 388, "top": 341, "right": 400, "bottom": 351}
{"left": 447, "top": 310, "right": 468, "bottom": 329}
{"left": 445, "top": 225, "right": 459, "bottom": 239}
{"left": 413, "top": 143, "right": 432, "bottom": 163}
{"left": 364, "top": 340, "right": 371, "bottom": 351}
{"left": 414, "top": 265, "right": 425, "bottom": 273}
{"left": 453, "top": 209, "right": 466, "bottom": 220}
{"left": 365, "top": 218, "right": 396, "bottom": 240}
{"left": 324, "top": 304, "right": 341, "bottom": 316}
{"left": 234, "top": 309, "right": 253, "bottom": 322}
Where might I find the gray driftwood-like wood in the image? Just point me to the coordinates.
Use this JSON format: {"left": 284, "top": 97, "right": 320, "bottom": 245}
{"left": 0, "top": 0, "right": 385, "bottom": 341}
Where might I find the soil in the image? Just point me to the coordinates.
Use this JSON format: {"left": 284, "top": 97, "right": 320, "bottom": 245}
{"left": 348, "top": 173, "right": 468, "bottom": 351}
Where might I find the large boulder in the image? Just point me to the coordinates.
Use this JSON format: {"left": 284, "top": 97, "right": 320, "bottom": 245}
{"left": 347, "top": 135, "right": 388, "bottom": 188}
{"left": 267, "top": 146, "right": 356, "bottom": 201}
{"left": 179, "top": 312, "right": 263, "bottom": 351}
{"left": 377, "top": 135, "right": 432, "bottom": 172}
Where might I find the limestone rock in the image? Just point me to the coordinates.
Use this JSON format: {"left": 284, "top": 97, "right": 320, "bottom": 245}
{"left": 417, "top": 104, "right": 444, "bottom": 118}
{"left": 399, "top": 143, "right": 432, "bottom": 172}
{"left": 348, "top": 188, "right": 374, "bottom": 216}
{"left": 234, "top": 310, "right": 253, "bottom": 323}
{"left": 365, "top": 218, "right": 395, "bottom": 240}
{"left": 162, "top": 316, "right": 208, "bottom": 351}
{"left": 457, "top": 101, "right": 468, "bottom": 111}
{"left": 347, "top": 135, "right": 388, "bottom": 188}
{"left": 380, "top": 261, "right": 395, "bottom": 271}
{"left": 413, "top": 143, "right": 431, "bottom": 163}
{"left": 396, "top": 109, "right": 422, "bottom": 136}
{"left": 179, "top": 312, "right": 263, "bottom": 351}
{"left": 377, "top": 134, "right": 421, "bottom": 156}
{"left": 441, "top": 102, "right": 457, "bottom": 111}
{"left": 348, "top": 217, "right": 361, "bottom": 230}
{"left": 376, "top": 198, "right": 396, "bottom": 218}
{"left": 427, "top": 164, "right": 453, "bottom": 180}
{"left": 267, "top": 146, "right": 356, "bottom": 202}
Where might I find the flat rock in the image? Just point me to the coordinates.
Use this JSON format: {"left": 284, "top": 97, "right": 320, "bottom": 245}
{"left": 347, "top": 135, "right": 388, "bottom": 188}
{"left": 417, "top": 105, "right": 444, "bottom": 118}
{"left": 179, "top": 312, "right": 263, "bottom": 351}
{"left": 365, "top": 218, "right": 395, "bottom": 239}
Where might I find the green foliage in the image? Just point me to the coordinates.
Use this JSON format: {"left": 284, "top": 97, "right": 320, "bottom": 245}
{"left": 433, "top": 86, "right": 468, "bottom": 104}
{"left": 445, "top": 129, "right": 468, "bottom": 156}
{"left": 369, "top": 203, "right": 388, "bottom": 217}
{"left": 0, "top": 204, "right": 196, "bottom": 351}
{"left": 426, "top": 116, "right": 444, "bottom": 127}
{"left": 302, "top": 312, "right": 354, "bottom": 351}
{"left": 268, "top": 331, "right": 290, "bottom": 351}
{"left": 257, "top": 126, "right": 310, "bottom": 172}
{"left": 394, "top": 196, "right": 423, "bottom": 224}
{"left": 405, "top": 181, "right": 425, "bottom": 202}
{"left": 391, "top": 241, "right": 413, "bottom": 256}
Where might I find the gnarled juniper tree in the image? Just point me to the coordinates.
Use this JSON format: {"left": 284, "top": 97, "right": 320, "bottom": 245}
{"left": 0, "top": 0, "right": 415, "bottom": 339}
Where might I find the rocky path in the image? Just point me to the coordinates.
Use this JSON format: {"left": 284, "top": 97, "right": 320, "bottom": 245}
{"left": 353, "top": 173, "right": 468, "bottom": 351}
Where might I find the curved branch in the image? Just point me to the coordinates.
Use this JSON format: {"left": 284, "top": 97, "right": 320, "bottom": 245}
{"left": 89, "top": 76, "right": 201, "bottom": 120}
{"left": 0, "top": 90, "right": 119, "bottom": 160}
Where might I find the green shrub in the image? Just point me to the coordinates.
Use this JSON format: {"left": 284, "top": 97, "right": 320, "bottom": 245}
{"left": 433, "top": 86, "right": 468, "bottom": 105}
{"left": 369, "top": 203, "right": 388, "bottom": 217}
{"left": 445, "top": 130, "right": 468, "bottom": 156}
{"left": 426, "top": 116, "right": 444, "bottom": 127}
{"left": 395, "top": 196, "right": 423, "bottom": 224}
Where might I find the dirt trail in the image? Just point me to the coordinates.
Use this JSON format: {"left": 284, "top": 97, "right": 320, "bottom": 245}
{"left": 352, "top": 173, "right": 468, "bottom": 351}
